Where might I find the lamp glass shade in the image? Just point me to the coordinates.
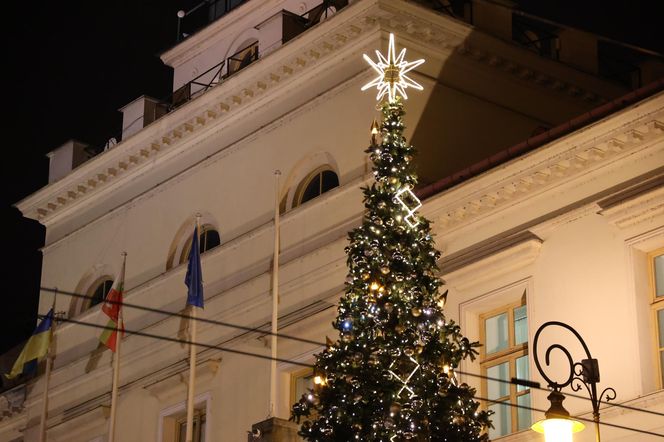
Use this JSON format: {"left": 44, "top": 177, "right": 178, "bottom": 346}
{"left": 532, "top": 418, "right": 585, "bottom": 442}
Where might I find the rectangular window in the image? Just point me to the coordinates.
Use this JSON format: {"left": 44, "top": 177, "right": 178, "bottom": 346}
{"left": 159, "top": 394, "right": 209, "bottom": 442}
{"left": 290, "top": 368, "right": 315, "bottom": 405}
{"left": 650, "top": 249, "right": 664, "bottom": 387}
{"left": 177, "top": 411, "right": 206, "bottom": 442}
{"left": 480, "top": 295, "right": 531, "bottom": 438}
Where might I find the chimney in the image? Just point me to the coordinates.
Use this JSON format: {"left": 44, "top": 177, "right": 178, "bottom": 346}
{"left": 119, "top": 96, "right": 168, "bottom": 140}
{"left": 46, "top": 140, "right": 92, "bottom": 184}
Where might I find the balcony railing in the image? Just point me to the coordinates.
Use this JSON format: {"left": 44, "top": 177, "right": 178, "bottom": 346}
{"left": 226, "top": 41, "right": 259, "bottom": 77}
{"left": 84, "top": 1, "right": 352, "bottom": 159}
{"left": 413, "top": 0, "right": 473, "bottom": 24}
{"left": 512, "top": 14, "right": 560, "bottom": 60}
{"left": 177, "top": 0, "right": 249, "bottom": 42}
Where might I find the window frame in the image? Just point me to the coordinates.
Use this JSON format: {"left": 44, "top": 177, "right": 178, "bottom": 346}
{"left": 290, "top": 367, "right": 315, "bottom": 405}
{"left": 479, "top": 299, "right": 530, "bottom": 437}
{"left": 648, "top": 247, "right": 664, "bottom": 388}
{"left": 158, "top": 392, "right": 211, "bottom": 442}
{"left": 176, "top": 409, "right": 206, "bottom": 442}
{"left": 179, "top": 224, "right": 221, "bottom": 264}
{"left": 293, "top": 167, "right": 339, "bottom": 208}
{"left": 87, "top": 277, "right": 114, "bottom": 310}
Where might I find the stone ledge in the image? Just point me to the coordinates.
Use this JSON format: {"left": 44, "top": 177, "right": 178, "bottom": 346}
{"left": 248, "top": 417, "right": 302, "bottom": 442}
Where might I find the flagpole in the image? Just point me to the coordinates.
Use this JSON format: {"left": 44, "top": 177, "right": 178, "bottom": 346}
{"left": 269, "top": 170, "right": 281, "bottom": 417}
{"left": 185, "top": 215, "right": 201, "bottom": 442}
{"left": 39, "top": 289, "right": 58, "bottom": 442}
{"left": 108, "top": 252, "right": 127, "bottom": 442}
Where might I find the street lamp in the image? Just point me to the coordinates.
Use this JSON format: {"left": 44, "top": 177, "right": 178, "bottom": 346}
{"left": 531, "top": 321, "right": 616, "bottom": 442}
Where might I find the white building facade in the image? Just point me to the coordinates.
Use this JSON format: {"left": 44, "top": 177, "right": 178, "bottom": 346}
{"left": 3, "top": 0, "right": 664, "bottom": 440}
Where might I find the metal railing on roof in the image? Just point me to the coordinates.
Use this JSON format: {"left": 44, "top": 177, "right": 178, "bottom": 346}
{"left": 512, "top": 14, "right": 560, "bottom": 60}
{"left": 177, "top": 0, "right": 249, "bottom": 42}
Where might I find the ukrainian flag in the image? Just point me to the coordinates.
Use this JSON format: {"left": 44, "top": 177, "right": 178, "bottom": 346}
{"left": 5, "top": 309, "right": 54, "bottom": 379}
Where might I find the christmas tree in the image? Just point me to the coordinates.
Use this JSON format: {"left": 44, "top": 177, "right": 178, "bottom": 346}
{"left": 291, "top": 34, "right": 491, "bottom": 441}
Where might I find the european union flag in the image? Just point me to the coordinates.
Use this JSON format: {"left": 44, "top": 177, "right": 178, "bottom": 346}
{"left": 185, "top": 226, "right": 204, "bottom": 308}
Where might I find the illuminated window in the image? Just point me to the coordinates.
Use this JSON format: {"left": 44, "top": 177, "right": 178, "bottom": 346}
{"left": 480, "top": 295, "right": 531, "bottom": 438}
{"left": 179, "top": 225, "right": 221, "bottom": 264}
{"left": 650, "top": 248, "right": 664, "bottom": 387}
{"left": 294, "top": 168, "right": 339, "bottom": 207}
{"left": 290, "top": 368, "right": 316, "bottom": 405}
{"left": 88, "top": 278, "right": 113, "bottom": 310}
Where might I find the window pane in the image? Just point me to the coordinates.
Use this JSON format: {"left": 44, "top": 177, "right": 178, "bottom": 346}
{"left": 90, "top": 280, "right": 112, "bottom": 308}
{"left": 517, "top": 393, "right": 532, "bottom": 430}
{"left": 320, "top": 170, "right": 339, "bottom": 193}
{"left": 656, "top": 254, "right": 664, "bottom": 297}
{"left": 301, "top": 174, "right": 322, "bottom": 204}
{"left": 294, "top": 371, "right": 315, "bottom": 402}
{"left": 487, "top": 362, "right": 509, "bottom": 400}
{"left": 201, "top": 229, "right": 220, "bottom": 253}
{"left": 485, "top": 313, "right": 508, "bottom": 354}
{"left": 488, "top": 401, "right": 511, "bottom": 438}
{"left": 515, "top": 355, "right": 529, "bottom": 392}
{"left": 660, "top": 350, "right": 664, "bottom": 387}
{"left": 514, "top": 305, "right": 528, "bottom": 345}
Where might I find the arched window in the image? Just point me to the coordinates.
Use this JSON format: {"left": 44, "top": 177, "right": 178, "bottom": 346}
{"left": 294, "top": 169, "right": 339, "bottom": 207}
{"left": 179, "top": 225, "right": 221, "bottom": 264}
{"left": 89, "top": 278, "right": 113, "bottom": 309}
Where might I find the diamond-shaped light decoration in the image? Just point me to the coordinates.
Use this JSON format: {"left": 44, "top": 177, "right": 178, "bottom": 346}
{"left": 388, "top": 355, "right": 421, "bottom": 399}
{"left": 394, "top": 186, "right": 423, "bottom": 228}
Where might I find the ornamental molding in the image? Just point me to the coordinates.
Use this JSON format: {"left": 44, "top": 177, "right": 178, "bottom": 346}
{"left": 597, "top": 174, "right": 664, "bottom": 230}
{"left": 16, "top": 0, "right": 621, "bottom": 227}
{"left": 0, "top": 385, "right": 25, "bottom": 422}
{"left": 426, "top": 97, "right": 664, "bottom": 233}
{"left": 440, "top": 231, "right": 542, "bottom": 292}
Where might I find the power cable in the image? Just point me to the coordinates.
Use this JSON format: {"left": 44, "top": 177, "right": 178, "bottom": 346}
{"left": 43, "top": 286, "right": 664, "bottom": 418}
{"left": 476, "top": 395, "right": 664, "bottom": 438}
{"left": 48, "top": 314, "right": 313, "bottom": 369}
{"left": 41, "top": 313, "right": 664, "bottom": 437}
{"left": 41, "top": 286, "right": 323, "bottom": 347}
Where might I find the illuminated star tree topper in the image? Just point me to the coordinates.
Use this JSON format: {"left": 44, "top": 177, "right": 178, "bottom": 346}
{"left": 361, "top": 33, "right": 425, "bottom": 103}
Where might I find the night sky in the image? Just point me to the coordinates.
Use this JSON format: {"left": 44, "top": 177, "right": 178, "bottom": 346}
{"left": 1, "top": 1, "right": 662, "bottom": 355}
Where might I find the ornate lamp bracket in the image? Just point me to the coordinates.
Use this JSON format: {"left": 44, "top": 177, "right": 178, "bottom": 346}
{"left": 532, "top": 321, "right": 617, "bottom": 441}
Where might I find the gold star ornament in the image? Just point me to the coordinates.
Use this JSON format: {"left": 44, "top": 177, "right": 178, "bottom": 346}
{"left": 361, "top": 33, "right": 425, "bottom": 103}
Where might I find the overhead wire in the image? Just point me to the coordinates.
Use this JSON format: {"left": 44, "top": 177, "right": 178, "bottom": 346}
{"left": 38, "top": 302, "right": 664, "bottom": 438}
{"left": 43, "top": 314, "right": 664, "bottom": 438}
{"left": 40, "top": 286, "right": 324, "bottom": 347}
{"left": 48, "top": 314, "right": 313, "bottom": 369}
{"left": 475, "top": 395, "right": 664, "bottom": 438}
{"left": 43, "top": 286, "right": 664, "bottom": 419}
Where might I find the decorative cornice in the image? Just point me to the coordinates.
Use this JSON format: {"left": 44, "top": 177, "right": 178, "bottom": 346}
{"left": 15, "top": 0, "right": 380, "bottom": 226}
{"left": 441, "top": 231, "right": 542, "bottom": 291}
{"left": 0, "top": 385, "right": 25, "bottom": 421}
{"left": 598, "top": 174, "right": 664, "bottom": 230}
{"left": 15, "top": 0, "right": 629, "bottom": 228}
{"left": 427, "top": 103, "right": 664, "bottom": 232}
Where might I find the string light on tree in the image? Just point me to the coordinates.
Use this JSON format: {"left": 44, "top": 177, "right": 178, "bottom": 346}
{"left": 291, "top": 32, "right": 490, "bottom": 441}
